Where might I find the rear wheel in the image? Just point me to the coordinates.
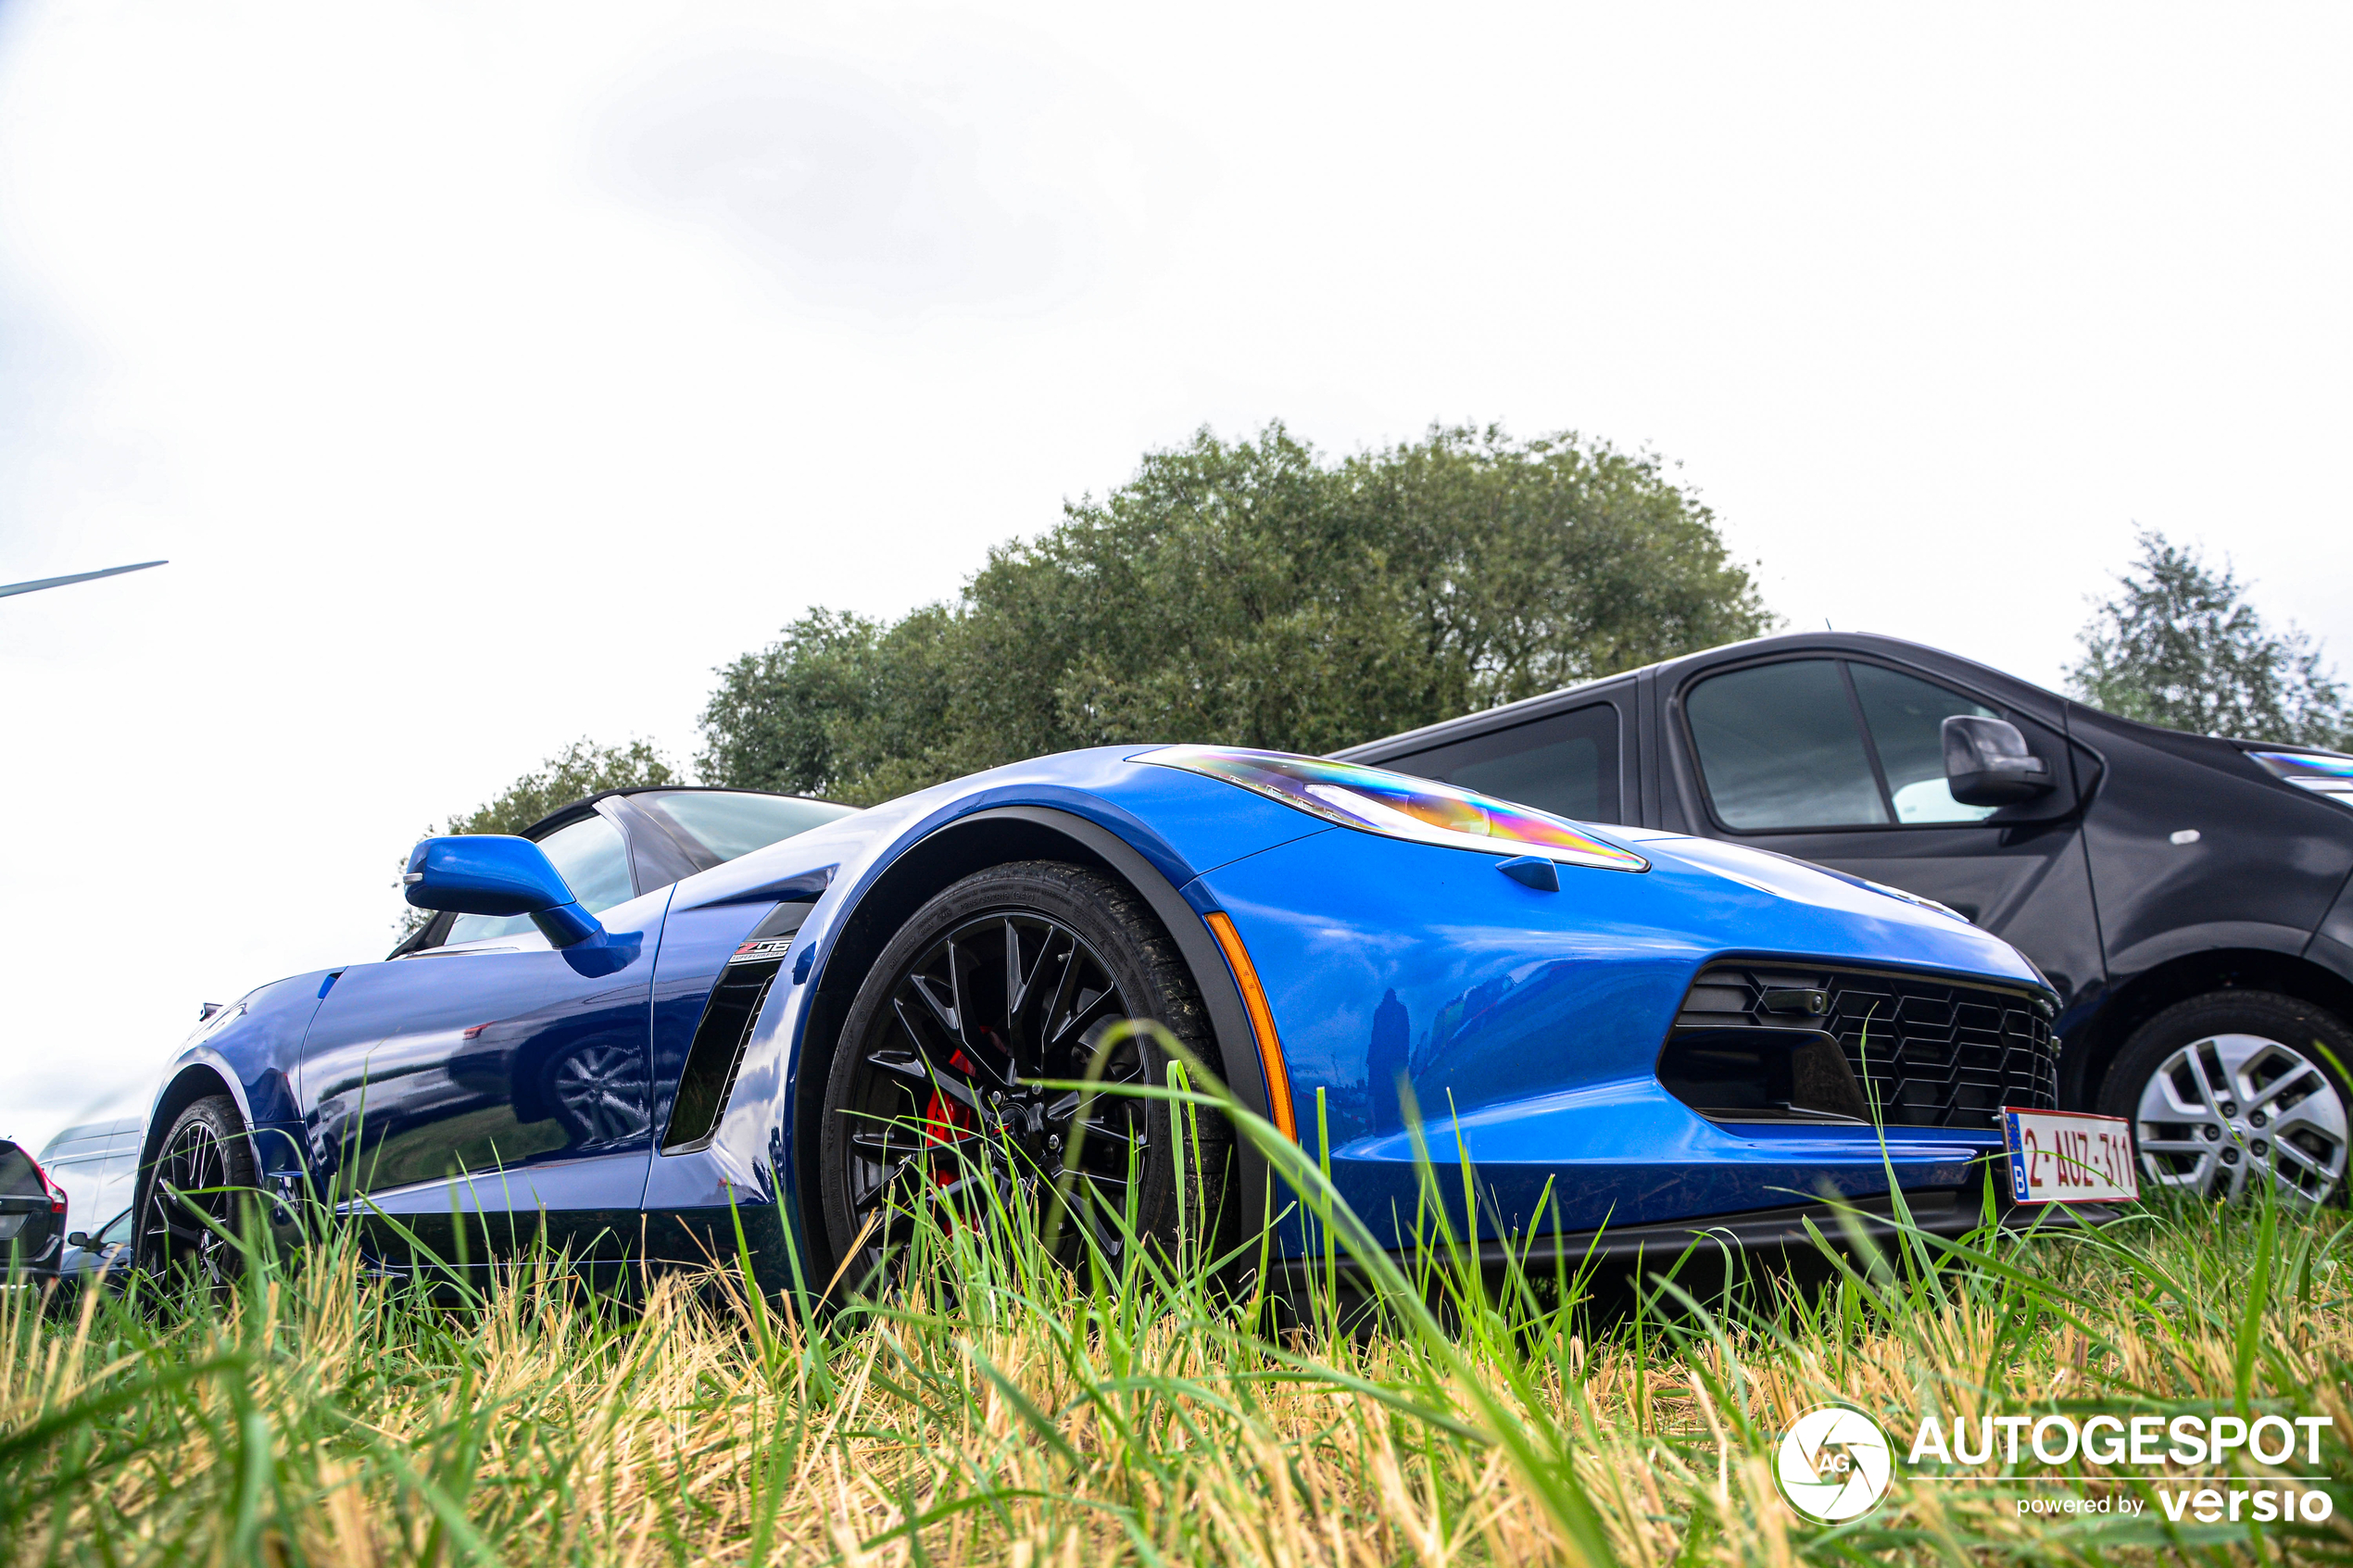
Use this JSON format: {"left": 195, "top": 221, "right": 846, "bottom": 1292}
{"left": 136, "top": 1094, "right": 260, "bottom": 1290}
{"left": 818, "top": 861, "right": 1227, "bottom": 1291}
{"left": 2097, "top": 992, "right": 2350, "bottom": 1206}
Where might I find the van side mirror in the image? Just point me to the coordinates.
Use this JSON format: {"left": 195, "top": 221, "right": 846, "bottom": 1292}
{"left": 1943, "top": 716, "right": 2054, "bottom": 806}
{"left": 402, "top": 835, "right": 603, "bottom": 947}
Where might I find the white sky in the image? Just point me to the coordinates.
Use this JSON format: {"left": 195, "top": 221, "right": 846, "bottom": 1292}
{"left": 5, "top": 3, "right": 2350, "bottom": 1152}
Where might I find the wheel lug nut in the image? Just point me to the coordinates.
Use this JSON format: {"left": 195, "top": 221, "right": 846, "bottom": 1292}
{"left": 2220, "top": 1102, "right": 2238, "bottom": 1118}
{"left": 2249, "top": 1110, "right": 2268, "bottom": 1128}
{"left": 2202, "top": 1124, "right": 2221, "bottom": 1141}
{"left": 2251, "top": 1139, "right": 2269, "bottom": 1157}
{"left": 2221, "top": 1147, "right": 2241, "bottom": 1164}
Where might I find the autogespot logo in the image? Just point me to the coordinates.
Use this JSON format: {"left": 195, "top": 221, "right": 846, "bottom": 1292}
{"left": 1776, "top": 1405, "right": 1895, "bottom": 1522}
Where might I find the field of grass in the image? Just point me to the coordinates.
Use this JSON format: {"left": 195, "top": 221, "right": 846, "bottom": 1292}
{"left": 5, "top": 1081, "right": 2349, "bottom": 1567}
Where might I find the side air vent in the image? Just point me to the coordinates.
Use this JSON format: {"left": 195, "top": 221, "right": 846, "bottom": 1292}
{"left": 662, "top": 959, "right": 783, "bottom": 1154}
{"left": 661, "top": 901, "right": 816, "bottom": 1155}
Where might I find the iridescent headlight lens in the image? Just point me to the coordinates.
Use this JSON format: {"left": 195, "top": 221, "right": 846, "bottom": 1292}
{"left": 2251, "top": 750, "right": 2353, "bottom": 807}
{"left": 1139, "top": 746, "right": 1649, "bottom": 872}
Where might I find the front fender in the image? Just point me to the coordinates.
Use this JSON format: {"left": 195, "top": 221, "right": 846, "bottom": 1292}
{"left": 1197, "top": 826, "right": 2038, "bottom": 1242}
{"left": 645, "top": 752, "right": 1327, "bottom": 1283}
{"left": 140, "top": 972, "right": 330, "bottom": 1185}
{"left": 2110, "top": 919, "right": 2315, "bottom": 982}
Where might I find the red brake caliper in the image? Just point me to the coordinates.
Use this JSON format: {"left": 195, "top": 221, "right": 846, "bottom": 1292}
{"left": 922, "top": 1049, "right": 980, "bottom": 1189}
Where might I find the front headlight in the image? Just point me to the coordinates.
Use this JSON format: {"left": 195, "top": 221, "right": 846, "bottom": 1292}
{"left": 1139, "top": 746, "right": 1649, "bottom": 872}
{"left": 2250, "top": 749, "right": 2353, "bottom": 806}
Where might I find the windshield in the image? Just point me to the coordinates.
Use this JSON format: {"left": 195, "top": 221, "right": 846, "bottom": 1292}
{"left": 637, "top": 790, "right": 855, "bottom": 865}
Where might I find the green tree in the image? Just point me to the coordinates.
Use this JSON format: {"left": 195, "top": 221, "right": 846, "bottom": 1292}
{"left": 438, "top": 736, "right": 680, "bottom": 836}
{"left": 697, "top": 607, "right": 968, "bottom": 805}
{"left": 392, "top": 737, "right": 679, "bottom": 935}
{"left": 701, "top": 422, "right": 1773, "bottom": 803}
{"left": 2068, "top": 530, "right": 2348, "bottom": 747}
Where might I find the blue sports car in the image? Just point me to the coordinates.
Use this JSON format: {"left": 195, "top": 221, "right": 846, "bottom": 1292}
{"left": 135, "top": 747, "right": 2061, "bottom": 1294}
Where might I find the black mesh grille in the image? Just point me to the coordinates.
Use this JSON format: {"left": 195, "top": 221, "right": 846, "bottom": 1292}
{"left": 1671, "top": 961, "right": 2057, "bottom": 1129}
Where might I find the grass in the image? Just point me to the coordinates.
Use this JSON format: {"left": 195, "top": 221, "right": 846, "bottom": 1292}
{"left": 4, "top": 1064, "right": 2350, "bottom": 1567}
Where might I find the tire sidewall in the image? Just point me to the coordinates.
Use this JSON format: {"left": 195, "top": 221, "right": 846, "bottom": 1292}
{"left": 2096, "top": 990, "right": 2353, "bottom": 1208}
{"left": 135, "top": 1093, "right": 261, "bottom": 1281}
{"left": 816, "top": 860, "right": 1211, "bottom": 1273}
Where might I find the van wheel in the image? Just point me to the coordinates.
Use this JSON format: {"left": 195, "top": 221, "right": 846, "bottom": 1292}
{"left": 2096, "top": 992, "right": 2350, "bottom": 1206}
{"left": 136, "top": 1095, "right": 260, "bottom": 1289}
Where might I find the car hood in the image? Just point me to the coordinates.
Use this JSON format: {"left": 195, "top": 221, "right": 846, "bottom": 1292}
{"left": 1607, "top": 825, "right": 2046, "bottom": 988}
{"left": 673, "top": 750, "right": 2045, "bottom": 994}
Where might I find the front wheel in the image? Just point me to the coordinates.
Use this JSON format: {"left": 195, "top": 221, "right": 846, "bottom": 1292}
{"left": 2097, "top": 991, "right": 2350, "bottom": 1206}
{"left": 817, "top": 860, "right": 1227, "bottom": 1290}
{"left": 135, "top": 1094, "right": 261, "bottom": 1290}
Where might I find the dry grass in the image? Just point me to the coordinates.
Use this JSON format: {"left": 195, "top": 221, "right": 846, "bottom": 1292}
{"left": 5, "top": 1095, "right": 2350, "bottom": 1567}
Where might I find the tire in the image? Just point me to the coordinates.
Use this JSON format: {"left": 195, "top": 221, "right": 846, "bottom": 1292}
{"left": 135, "top": 1094, "right": 261, "bottom": 1290}
{"left": 2096, "top": 991, "right": 2351, "bottom": 1206}
{"left": 818, "top": 860, "right": 1228, "bottom": 1290}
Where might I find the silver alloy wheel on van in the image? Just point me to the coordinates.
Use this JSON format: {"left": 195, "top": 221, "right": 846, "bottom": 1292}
{"left": 2132, "top": 1032, "right": 2349, "bottom": 1204}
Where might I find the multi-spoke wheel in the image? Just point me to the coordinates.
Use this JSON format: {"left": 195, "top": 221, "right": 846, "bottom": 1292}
{"left": 818, "top": 860, "right": 1227, "bottom": 1289}
{"left": 2099, "top": 993, "right": 2350, "bottom": 1206}
{"left": 136, "top": 1094, "right": 260, "bottom": 1291}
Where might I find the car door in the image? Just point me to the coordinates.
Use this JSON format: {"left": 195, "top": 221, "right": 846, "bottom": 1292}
{"left": 1669, "top": 654, "right": 2106, "bottom": 1019}
{"left": 296, "top": 810, "right": 662, "bottom": 1261}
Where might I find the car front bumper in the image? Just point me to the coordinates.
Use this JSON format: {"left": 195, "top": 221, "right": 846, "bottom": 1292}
{"left": 1276, "top": 1181, "right": 2118, "bottom": 1298}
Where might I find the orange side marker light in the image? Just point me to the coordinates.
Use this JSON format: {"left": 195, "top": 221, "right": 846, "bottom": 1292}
{"left": 1202, "top": 910, "right": 1298, "bottom": 1143}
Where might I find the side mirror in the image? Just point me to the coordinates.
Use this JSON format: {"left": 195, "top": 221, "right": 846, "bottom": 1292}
{"left": 402, "top": 835, "right": 603, "bottom": 947}
{"left": 66, "top": 1232, "right": 90, "bottom": 1249}
{"left": 1943, "top": 715, "right": 2054, "bottom": 807}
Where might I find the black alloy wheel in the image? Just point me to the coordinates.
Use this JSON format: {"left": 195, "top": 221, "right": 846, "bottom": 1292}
{"left": 818, "top": 861, "right": 1226, "bottom": 1290}
{"left": 136, "top": 1094, "right": 260, "bottom": 1291}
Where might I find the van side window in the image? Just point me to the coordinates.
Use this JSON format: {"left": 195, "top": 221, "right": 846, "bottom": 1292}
{"left": 1686, "top": 660, "right": 1889, "bottom": 829}
{"left": 1382, "top": 703, "right": 1621, "bottom": 822}
{"left": 1849, "top": 663, "right": 1999, "bottom": 823}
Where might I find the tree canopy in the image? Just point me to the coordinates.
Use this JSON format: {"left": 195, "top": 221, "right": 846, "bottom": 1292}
{"left": 700, "top": 423, "right": 1773, "bottom": 803}
{"left": 2067, "top": 530, "right": 2347, "bottom": 748}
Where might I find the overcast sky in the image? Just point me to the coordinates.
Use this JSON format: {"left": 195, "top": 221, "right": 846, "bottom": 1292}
{"left": 4, "top": 2, "right": 2349, "bottom": 1152}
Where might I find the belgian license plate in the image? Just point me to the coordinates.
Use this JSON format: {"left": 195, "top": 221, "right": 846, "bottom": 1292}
{"left": 2003, "top": 1107, "right": 2140, "bottom": 1204}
